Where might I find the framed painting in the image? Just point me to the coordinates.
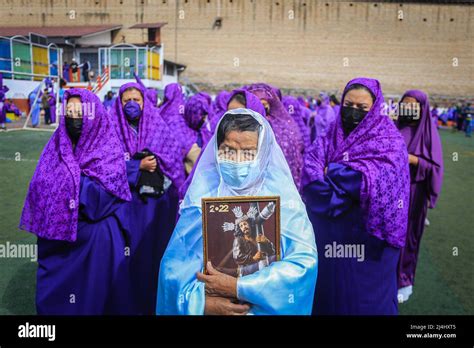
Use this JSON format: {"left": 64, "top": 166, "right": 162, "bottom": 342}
{"left": 202, "top": 196, "right": 281, "bottom": 277}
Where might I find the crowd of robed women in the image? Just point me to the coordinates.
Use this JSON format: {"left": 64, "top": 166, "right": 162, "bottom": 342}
{"left": 19, "top": 76, "right": 444, "bottom": 315}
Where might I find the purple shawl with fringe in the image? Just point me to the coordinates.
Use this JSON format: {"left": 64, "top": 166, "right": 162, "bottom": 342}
{"left": 302, "top": 77, "right": 410, "bottom": 248}
{"left": 20, "top": 88, "right": 131, "bottom": 242}
{"left": 397, "top": 89, "right": 443, "bottom": 208}
{"left": 159, "top": 83, "right": 195, "bottom": 157}
{"left": 184, "top": 92, "right": 214, "bottom": 147}
{"left": 111, "top": 82, "right": 185, "bottom": 188}
{"left": 246, "top": 83, "right": 304, "bottom": 188}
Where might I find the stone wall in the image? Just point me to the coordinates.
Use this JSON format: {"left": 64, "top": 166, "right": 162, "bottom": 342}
{"left": 1, "top": 0, "right": 472, "bottom": 96}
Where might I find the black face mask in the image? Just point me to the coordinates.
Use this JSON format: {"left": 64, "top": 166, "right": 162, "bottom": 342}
{"left": 397, "top": 109, "right": 420, "bottom": 126}
{"left": 398, "top": 115, "right": 420, "bottom": 127}
{"left": 65, "top": 118, "right": 83, "bottom": 144}
{"left": 341, "top": 106, "right": 368, "bottom": 136}
{"left": 398, "top": 101, "right": 421, "bottom": 125}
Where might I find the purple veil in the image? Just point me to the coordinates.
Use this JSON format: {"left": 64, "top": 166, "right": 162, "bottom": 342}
{"left": 282, "top": 95, "right": 312, "bottom": 147}
{"left": 228, "top": 88, "right": 266, "bottom": 116}
{"left": 398, "top": 90, "right": 444, "bottom": 208}
{"left": 212, "top": 90, "right": 230, "bottom": 119}
{"left": 302, "top": 77, "right": 410, "bottom": 248}
{"left": 146, "top": 89, "right": 158, "bottom": 107}
{"left": 111, "top": 82, "right": 185, "bottom": 189}
{"left": 210, "top": 88, "right": 267, "bottom": 131}
{"left": 246, "top": 83, "right": 304, "bottom": 188}
{"left": 184, "top": 92, "right": 214, "bottom": 147}
{"left": 159, "top": 83, "right": 195, "bottom": 157}
{"left": 314, "top": 92, "right": 336, "bottom": 138}
{"left": 20, "top": 89, "right": 131, "bottom": 242}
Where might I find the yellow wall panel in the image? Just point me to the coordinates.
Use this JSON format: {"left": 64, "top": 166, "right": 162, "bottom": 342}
{"left": 32, "top": 46, "right": 48, "bottom": 80}
{"left": 147, "top": 52, "right": 160, "bottom": 80}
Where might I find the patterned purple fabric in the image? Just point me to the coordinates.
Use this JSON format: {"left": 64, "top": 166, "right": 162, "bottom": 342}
{"left": 229, "top": 88, "right": 266, "bottom": 115}
{"left": 103, "top": 95, "right": 116, "bottom": 112}
{"left": 211, "top": 88, "right": 267, "bottom": 131}
{"left": 146, "top": 88, "right": 158, "bottom": 107}
{"left": 273, "top": 86, "right": 283, "bottom": 101}
{"left": 297, "top": 96, "right": 312, "bottom": 126}
{"left": 111, "top": 82, "right": 185, "bottom": 188}
{"left": 159, "top": 83, "right": 195, "bottom": 157}
{"left": 302, "top": 77, "right": 410, "bottom": 248}
{"left": 314, "top": 92, "right": 336, "bottom": 138}
{"left": 246, "top": 83, "right": 304, "bottom": 188}
{"left": 184, "top": 92, "right": 214, "bottom": 147}
{"left": 282, "top": 95, "right": 311, "bottom": 147}
{"left": 212, "top": 90, "right": 230, "bottom": 120}
{"left": 397, "top": 90, "right": 444, "bottom": 208}
{"left": 20, "top": 89, "right": 131, "bottom": 242}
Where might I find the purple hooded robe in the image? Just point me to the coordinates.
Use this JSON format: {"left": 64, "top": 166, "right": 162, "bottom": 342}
{"left": 184, "top": 92, "right": 214, "bottom": 149}
{"left": 159, "top": 83, "right": 196, "bottom": 158}
{"left": 111, "top": 82, "right": 185, "bottom": 314}
{"left": 396, "top": 90, "right": 444, "bottom": 289}
{"left": 302, "top": 77, "right": 410, "bottom": 315}
{"left": 282, "top": 95, "right": 312, "bottom": 148}
{"left": 20, "top": 89, "right": 133, "bottom": 314}
{"left": 313, "top": 92, "right": 336, "bottom": 140}
{"left": 211, "top": 90, "right": 231, "bottom": 130}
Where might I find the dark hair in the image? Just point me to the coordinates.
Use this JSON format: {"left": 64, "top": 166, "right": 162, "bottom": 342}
{"left": 228, "top": 92, "right": 246, "bottom": 107}
{"left": 345, "top": 83, "right": 376, "bottom": 102}
{"left": 217, "top": 113, "right": 260, "bottom": 147}
{"left": 330, "top": 94, "right": 340, "bottom": 105}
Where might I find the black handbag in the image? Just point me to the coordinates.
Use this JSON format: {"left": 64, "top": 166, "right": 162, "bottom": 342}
{"left": 133, "top": 149, "right": 166, "bottom": 201}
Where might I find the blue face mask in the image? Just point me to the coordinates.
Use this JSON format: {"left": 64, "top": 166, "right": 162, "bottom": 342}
{"left": 124, "top": 101, "right": 142, "bottom": 121}
{"left": 218, "top": 159, "right": 254, "bottom": 187}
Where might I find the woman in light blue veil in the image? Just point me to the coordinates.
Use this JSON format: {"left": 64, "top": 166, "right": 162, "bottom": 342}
{"left": 156, "top": 108, "right": 317, "bottom": 315}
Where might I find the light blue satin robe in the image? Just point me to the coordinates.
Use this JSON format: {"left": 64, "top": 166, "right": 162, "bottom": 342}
{"left": 157, "top": 166, "right": 318, "bottom": 315}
